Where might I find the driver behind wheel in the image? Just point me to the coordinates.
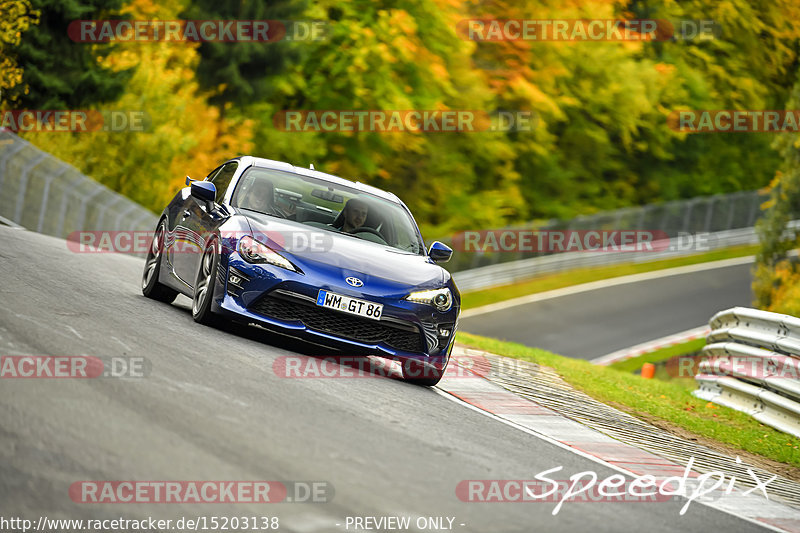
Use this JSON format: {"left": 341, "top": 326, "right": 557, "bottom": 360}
{"left": 339, "top": 198, "right": 369, "bottom": 233}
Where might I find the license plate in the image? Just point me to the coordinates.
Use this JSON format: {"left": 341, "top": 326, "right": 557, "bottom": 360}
{"left": 316, "top": 290, "right": 383, "bottom": 320}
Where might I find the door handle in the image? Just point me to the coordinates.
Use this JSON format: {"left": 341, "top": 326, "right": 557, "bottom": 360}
{"left": 181, "top": 209, "right": 191, "bottom": 219}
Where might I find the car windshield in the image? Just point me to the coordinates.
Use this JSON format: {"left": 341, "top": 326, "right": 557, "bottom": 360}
{"left": 232, "top": 167, "right": 426, "bottom": 255}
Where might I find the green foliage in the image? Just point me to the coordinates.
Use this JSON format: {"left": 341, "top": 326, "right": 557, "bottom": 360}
{"left": 180, "top": 0, "right": 306, "bottom": 108}
{"left": 8, "top": 0, "right": 133, "bottom": 108}
{"left": 16, "top": 0, "right": 800, "bottom": 240}
{"left": 753, "top": 69, "right": 800, "bottom": 312}
{"left": 24, "top": 0, "right": 254, "bottom": 209}
{"left": 0, "top": 0, "right": 40, "bottom": 107}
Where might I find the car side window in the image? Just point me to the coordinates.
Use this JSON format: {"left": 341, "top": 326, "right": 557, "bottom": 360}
{"left": 210, "top": 162, "right": 238, "bottom": 203}
{"left": 204, "top": 165, "right": 223, "bottom": 183}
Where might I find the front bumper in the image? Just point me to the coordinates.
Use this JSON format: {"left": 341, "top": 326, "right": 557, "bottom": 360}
{"left": 211, "top": 255, "right": 459, "bottom": 368}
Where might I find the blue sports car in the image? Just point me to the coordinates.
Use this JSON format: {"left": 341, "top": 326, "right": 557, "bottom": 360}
{"left": 142, "top": 156, "right": 459, "bottom": 385}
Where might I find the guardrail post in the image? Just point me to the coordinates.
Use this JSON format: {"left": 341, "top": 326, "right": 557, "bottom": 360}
{"left": 56, "top": 173, "right": 88, "bottom": 237}
{"left": 0, "top": 142, "right": 25, "bottom": 189}
{"left": 95, "top": 194, "right": 125, "bottom": 230}
{"left": 13, "top": 153, "right": 46, "bottom": 223}
{"left": 703, "top": 195, "right": 717, "bottom": 233}
{"left": 75, "top": 187, "right": 106, "bottom": 232}
{"left": 111, "top": 202, "right": 141, "bottom": 231}
{"left": 36, "top": 166, "right": 69, "bottom": 233}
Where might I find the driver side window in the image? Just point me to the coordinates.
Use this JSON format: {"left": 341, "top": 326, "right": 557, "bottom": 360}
{"left": 210, "top": 162, "right": 238, "bottom": 204}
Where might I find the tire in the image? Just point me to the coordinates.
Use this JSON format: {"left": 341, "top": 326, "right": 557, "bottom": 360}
{"left": 401, "top": 359, "right": 445, "bottom": 387}
{"left": 142, "top": 220, "right": 179, "bottom": 303}
{"left": 192, "top": 239, "right": 222, "bottom": 326}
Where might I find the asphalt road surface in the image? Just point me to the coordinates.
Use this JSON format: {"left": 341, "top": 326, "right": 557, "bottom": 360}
{"left": 460, "top": 262, "right": 753, "bottom": 360}
{"left": 0, "top": 226, "right": 766, "bottom": 532}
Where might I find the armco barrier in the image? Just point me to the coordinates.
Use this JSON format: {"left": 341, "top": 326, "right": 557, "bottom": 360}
{"left": 443, "top": 189, "right": 766, "bottom": 274}
{"left": 0, "top": 130, "right": 157, "bottom": 240}
{"left": 694, "top": 307, "right": 800, "bottom": 439}
{"left": 452, "top": 226, "right": 759, "bottom": 292}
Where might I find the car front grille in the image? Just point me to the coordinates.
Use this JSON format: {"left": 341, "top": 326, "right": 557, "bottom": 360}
{"left": 249, "top": 291, "right": 424, "bottom": 353}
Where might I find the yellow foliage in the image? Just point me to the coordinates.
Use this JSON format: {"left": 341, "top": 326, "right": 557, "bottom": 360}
{"left": 24, "top": 0, "right": 253, "bottom": 212}
{"left": 0, "top": 0, "right": 39, "bottom": 107}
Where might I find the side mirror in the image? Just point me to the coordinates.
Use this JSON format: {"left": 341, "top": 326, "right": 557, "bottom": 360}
{"left": 190, "top": 181, "right": 216, "bottom": 204}
{"left": 185, "top": 175, "right": 193, "bottom": 186}
{"left": 428, "top": 241, "right": 453, "bottom": 263}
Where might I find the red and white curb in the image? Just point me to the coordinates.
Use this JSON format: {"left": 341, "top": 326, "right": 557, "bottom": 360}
{"left": 436, "top": 349, "right": 800, "bottom": 532}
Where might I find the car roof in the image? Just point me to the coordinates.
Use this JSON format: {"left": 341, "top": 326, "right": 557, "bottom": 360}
{"left": 233, "top": 156, "right": 402, "bottom": 205}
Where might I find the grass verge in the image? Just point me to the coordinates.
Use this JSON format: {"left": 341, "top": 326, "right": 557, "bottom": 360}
{"left": 608, "top": 338, "right": 706, "bottom": 374}
{"left": 460, "top": 245, "right": 758, "bottom": 310}
{"left": 456, "top": 331, "right": 800, "bottom": 469}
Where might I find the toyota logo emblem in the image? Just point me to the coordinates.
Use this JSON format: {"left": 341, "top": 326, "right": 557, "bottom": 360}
{"left": 346, "top": 277, "right": 363, "bottom": 287}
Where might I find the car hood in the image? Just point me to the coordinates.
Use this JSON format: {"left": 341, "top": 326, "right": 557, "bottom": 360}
{"left": 242, "top": 213, "right": 445, "bottom": 287}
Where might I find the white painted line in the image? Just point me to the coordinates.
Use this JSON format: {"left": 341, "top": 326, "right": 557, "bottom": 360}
{"left": 591, "top": 325, "right": 710, "bottom": 366}
{"left": 434, "top": 384, "right": 795, "bottom": 532}
{"left": 460, "top": 256, "right": 755, "bottom": 318}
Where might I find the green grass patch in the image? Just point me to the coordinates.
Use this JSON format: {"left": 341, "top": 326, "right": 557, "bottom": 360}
{"left": 456, "top": 331, "right": 800, "bottom": 467}
{"left": 460, "top": 245, "right": 758, "bottom": 310}
{"left": 609, "top": 338, "right": 707, "bottom": 374}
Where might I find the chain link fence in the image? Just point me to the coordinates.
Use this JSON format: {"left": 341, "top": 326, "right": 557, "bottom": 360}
{"left": 442, "top": 189, "right": 766, "bottom": 274}
{"left": 0, "top": 129, "right": 766, "bottom": 279}
{"left": 0, "top": 130, "right": 157, "bottom": 238}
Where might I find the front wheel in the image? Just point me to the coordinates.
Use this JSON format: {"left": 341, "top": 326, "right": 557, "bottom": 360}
{"left": 401, "top": 359, "right": 445, "bottom": 387}
{"left": 142, "top": 221, "right": 179, "bottom": 303}
{"left": 192, "top": 239, "right": 222, "bottom": 326}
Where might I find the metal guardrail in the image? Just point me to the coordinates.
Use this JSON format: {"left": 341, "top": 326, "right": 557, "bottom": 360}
{"left": 694, "top": 307, "right": 800, "bottom": 439}
{"left": 443, "top": 189, "right": 766, "bottom": 273}
{"left": 452, "top": 226, "right": 759, "bottom": 292}
{"left": 0, "top": 130, "right": 157, "bottom": 240}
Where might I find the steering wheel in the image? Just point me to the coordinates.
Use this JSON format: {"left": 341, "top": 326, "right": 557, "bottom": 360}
{"left": 351, "top": 226, "right": 388, "bottom": 243}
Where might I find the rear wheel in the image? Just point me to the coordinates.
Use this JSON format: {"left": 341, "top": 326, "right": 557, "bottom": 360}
{"left": 192, "top": 239, "right": 222, "bottom": 326}
{"left": 142, "top": 221, "right": 179, "bottom": 303}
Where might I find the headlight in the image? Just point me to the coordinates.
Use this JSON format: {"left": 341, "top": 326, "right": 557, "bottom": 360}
{"left": 405, "top": 288, "right": 452, "bottom": 312}
{"left": 238, "top": 235, "right": 297, "bottom": 272}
